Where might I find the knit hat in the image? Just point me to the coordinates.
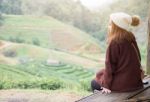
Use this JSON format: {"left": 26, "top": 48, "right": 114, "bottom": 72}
{"left": 110, "top": 12, "right": 140, "bottom": 31}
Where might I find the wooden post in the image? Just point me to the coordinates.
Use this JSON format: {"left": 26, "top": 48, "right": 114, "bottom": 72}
{"left": 146, "top": 12, "right": 150, "bottom": 74}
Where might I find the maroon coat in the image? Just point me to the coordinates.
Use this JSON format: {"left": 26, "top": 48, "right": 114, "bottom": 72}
{"left": 96, "top": 38, "right": 143, "bottom": 92}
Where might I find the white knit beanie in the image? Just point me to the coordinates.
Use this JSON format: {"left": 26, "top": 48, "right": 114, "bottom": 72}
{"left": 110, "top": 12, "right": 137, "bottom": 31}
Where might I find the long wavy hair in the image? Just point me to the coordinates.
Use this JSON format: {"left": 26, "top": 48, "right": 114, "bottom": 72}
{"left": 107, "top": 21, "right": 135, "bottom": 44}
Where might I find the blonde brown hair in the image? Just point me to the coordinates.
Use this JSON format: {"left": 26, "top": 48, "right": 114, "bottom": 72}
{"left": 107, "top": 21, "right": 135, "bottom": 44}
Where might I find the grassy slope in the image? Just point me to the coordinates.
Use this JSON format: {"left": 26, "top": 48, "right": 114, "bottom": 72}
{"left": 0, "top": 40, "right": 98, "bottom": 93}
{"left": 0, "top": 58, "right": 95, "bottom": 91}
{"left": 0, "top": 15, "right": 101, "bottom": 60}
{"left": 0, "top": 40, "right": 101, "bottom": 68}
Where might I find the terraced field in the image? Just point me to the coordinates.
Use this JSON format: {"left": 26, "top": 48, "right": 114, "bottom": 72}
{"left": 43, "top": 63, "right": 94, "bottom": 81}
{"left": 0, "top": 62, "right": 95, "bottom": 90}
{"left": 0, "top": 14, "right": 99, "bottom": 94}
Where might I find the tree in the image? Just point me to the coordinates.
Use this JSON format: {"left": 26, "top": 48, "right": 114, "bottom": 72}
{"left": 0, "top": 0, "right": 3, "bottom": 26}
{"left": 146, "top": 11, "right": 150, "bottom": 75}
{"left": 0, "top": 0, "right": 22, "bottom": 14}
{"left": 0, "top": 12, "right": 3, "bottom": 26}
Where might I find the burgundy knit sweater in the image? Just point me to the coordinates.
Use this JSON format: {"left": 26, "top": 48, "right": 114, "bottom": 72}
{"left": 96, "top": 38, "right": 143, "bottom": 92}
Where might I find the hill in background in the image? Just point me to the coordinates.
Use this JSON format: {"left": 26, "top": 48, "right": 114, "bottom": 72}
{"left": 0, "top": 15, "right": 101, "bottom": 60}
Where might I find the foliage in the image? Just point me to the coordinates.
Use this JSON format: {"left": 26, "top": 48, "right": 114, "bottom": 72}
{"left": 0, "top": 62, "right": 94, "bottom": 91}
{"left": 16, "top": 36, "right": 25, "bottom": 43}
{"left": 40, "top": 79, "right": 63, "bottom": 90}
{"left": 0, "top": 78, "right": 63, "bottom": 90}
{"left": 0, "top": 12, "right": 3, "bottom": 26}
{"left": 0, "top": 0, "right": 102, "bottom": 37}
{"left": 8, "top": 36, "right": 25, "bottom": 43}
{"left": 0, "top": 0, "right": 22, "bottom": 14}
{"left": 32, "top": 37, "right": 40, "bottom": 46}
{"left": 2, "top": 49, "right": 17, "bottom": 57}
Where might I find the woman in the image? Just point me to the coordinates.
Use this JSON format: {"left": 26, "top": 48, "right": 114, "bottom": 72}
{"left": 91, "top": 12, "right": 144, "bottom": 93}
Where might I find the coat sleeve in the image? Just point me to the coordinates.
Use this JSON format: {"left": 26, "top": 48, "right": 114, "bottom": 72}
{"left": 132, "top": 40, "right": 141, "bottom": 62}
{"left": 103, "top": 42, "right": 119, "bottom": 89}
{"left": 132, "top": 38, "right": 143, "bottom": 75}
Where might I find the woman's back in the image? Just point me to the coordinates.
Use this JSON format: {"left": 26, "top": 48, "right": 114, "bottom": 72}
{"left": 107, "top": 39, "right": 143, "bottom": 92}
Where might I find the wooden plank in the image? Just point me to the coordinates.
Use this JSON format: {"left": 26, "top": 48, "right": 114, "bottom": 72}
{"left": 76, "top": 91, "right": 135, "bottom": 102}
{"left": 76, "top": 78, "right": 150, "bottom": 102}
{"left": 134, "top": 88, "right": 150, "bottom": 98}
{"left": 134, "top": 77, "right": 150, "bottom": 98}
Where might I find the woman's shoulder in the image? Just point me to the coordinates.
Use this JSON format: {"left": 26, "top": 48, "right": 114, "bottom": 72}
{"left": 109, "top": 40, "right": 121, "bottom": 46}
{"left": 108, "top": 40, "right": 119, "bottom": 50}
{"left": 109, "top": 39, "right": 131, "bottom": 49}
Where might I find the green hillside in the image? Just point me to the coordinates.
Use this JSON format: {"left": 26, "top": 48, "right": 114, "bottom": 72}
{"left": 0, "top": 40, "right": 99, "bottom": 91}
{"left": 0, "top": 41, "right": 97, "bottom": 91}
{"left": 0, "top": 40, "right": 101, "bottom": 68}
{"left": 0, "top": 14, "right": 103, "bottom": 93}
{"left": 0, "top": 15, "right": 101, "bottom": 60}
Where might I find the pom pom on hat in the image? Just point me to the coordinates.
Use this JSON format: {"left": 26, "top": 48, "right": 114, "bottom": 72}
{"left": 131, "top": 15, "right": 140, "bottom": 26}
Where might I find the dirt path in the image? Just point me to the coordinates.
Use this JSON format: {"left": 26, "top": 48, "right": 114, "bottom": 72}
{"left": 0, "top": 41, "right": 11, "bottom": 50}
{"left": 0, "top": 89, "right": 82, "bottom": 102}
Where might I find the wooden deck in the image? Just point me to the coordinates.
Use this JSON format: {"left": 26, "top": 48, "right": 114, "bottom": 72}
{"left": 76, "top": 77, "right": 150, "bottom": 102}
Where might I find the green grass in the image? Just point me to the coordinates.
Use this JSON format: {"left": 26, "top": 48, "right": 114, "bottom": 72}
{"left": 0, "top": 61, "right": 94, "bottom": 91}
{"left": 0, "top": 42, "right": 101, "bottom": 68}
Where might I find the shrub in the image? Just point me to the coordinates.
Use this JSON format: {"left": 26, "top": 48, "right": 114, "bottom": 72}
{"left": 32, "top": 38, "right": 40, "bottom": 46}
{"left": 0, "top": 78, "right": 64, "bottom": 90}
{"left": 0, "top": 12, "right": 3, "bottom": 26}
{"left": 3, "top": 49, "right": 17, "bottom": 57}
{"left": 8, "top": 36, "right": 16, "bottom": 42}
{"left": 40, "top": 79, "right": 63, "bottom": 90}
{"left": 8, "top": 36, "right": 25, "bottom": 43}
{"left": 15, "top": 36, "right": 25, "bottom": 43}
